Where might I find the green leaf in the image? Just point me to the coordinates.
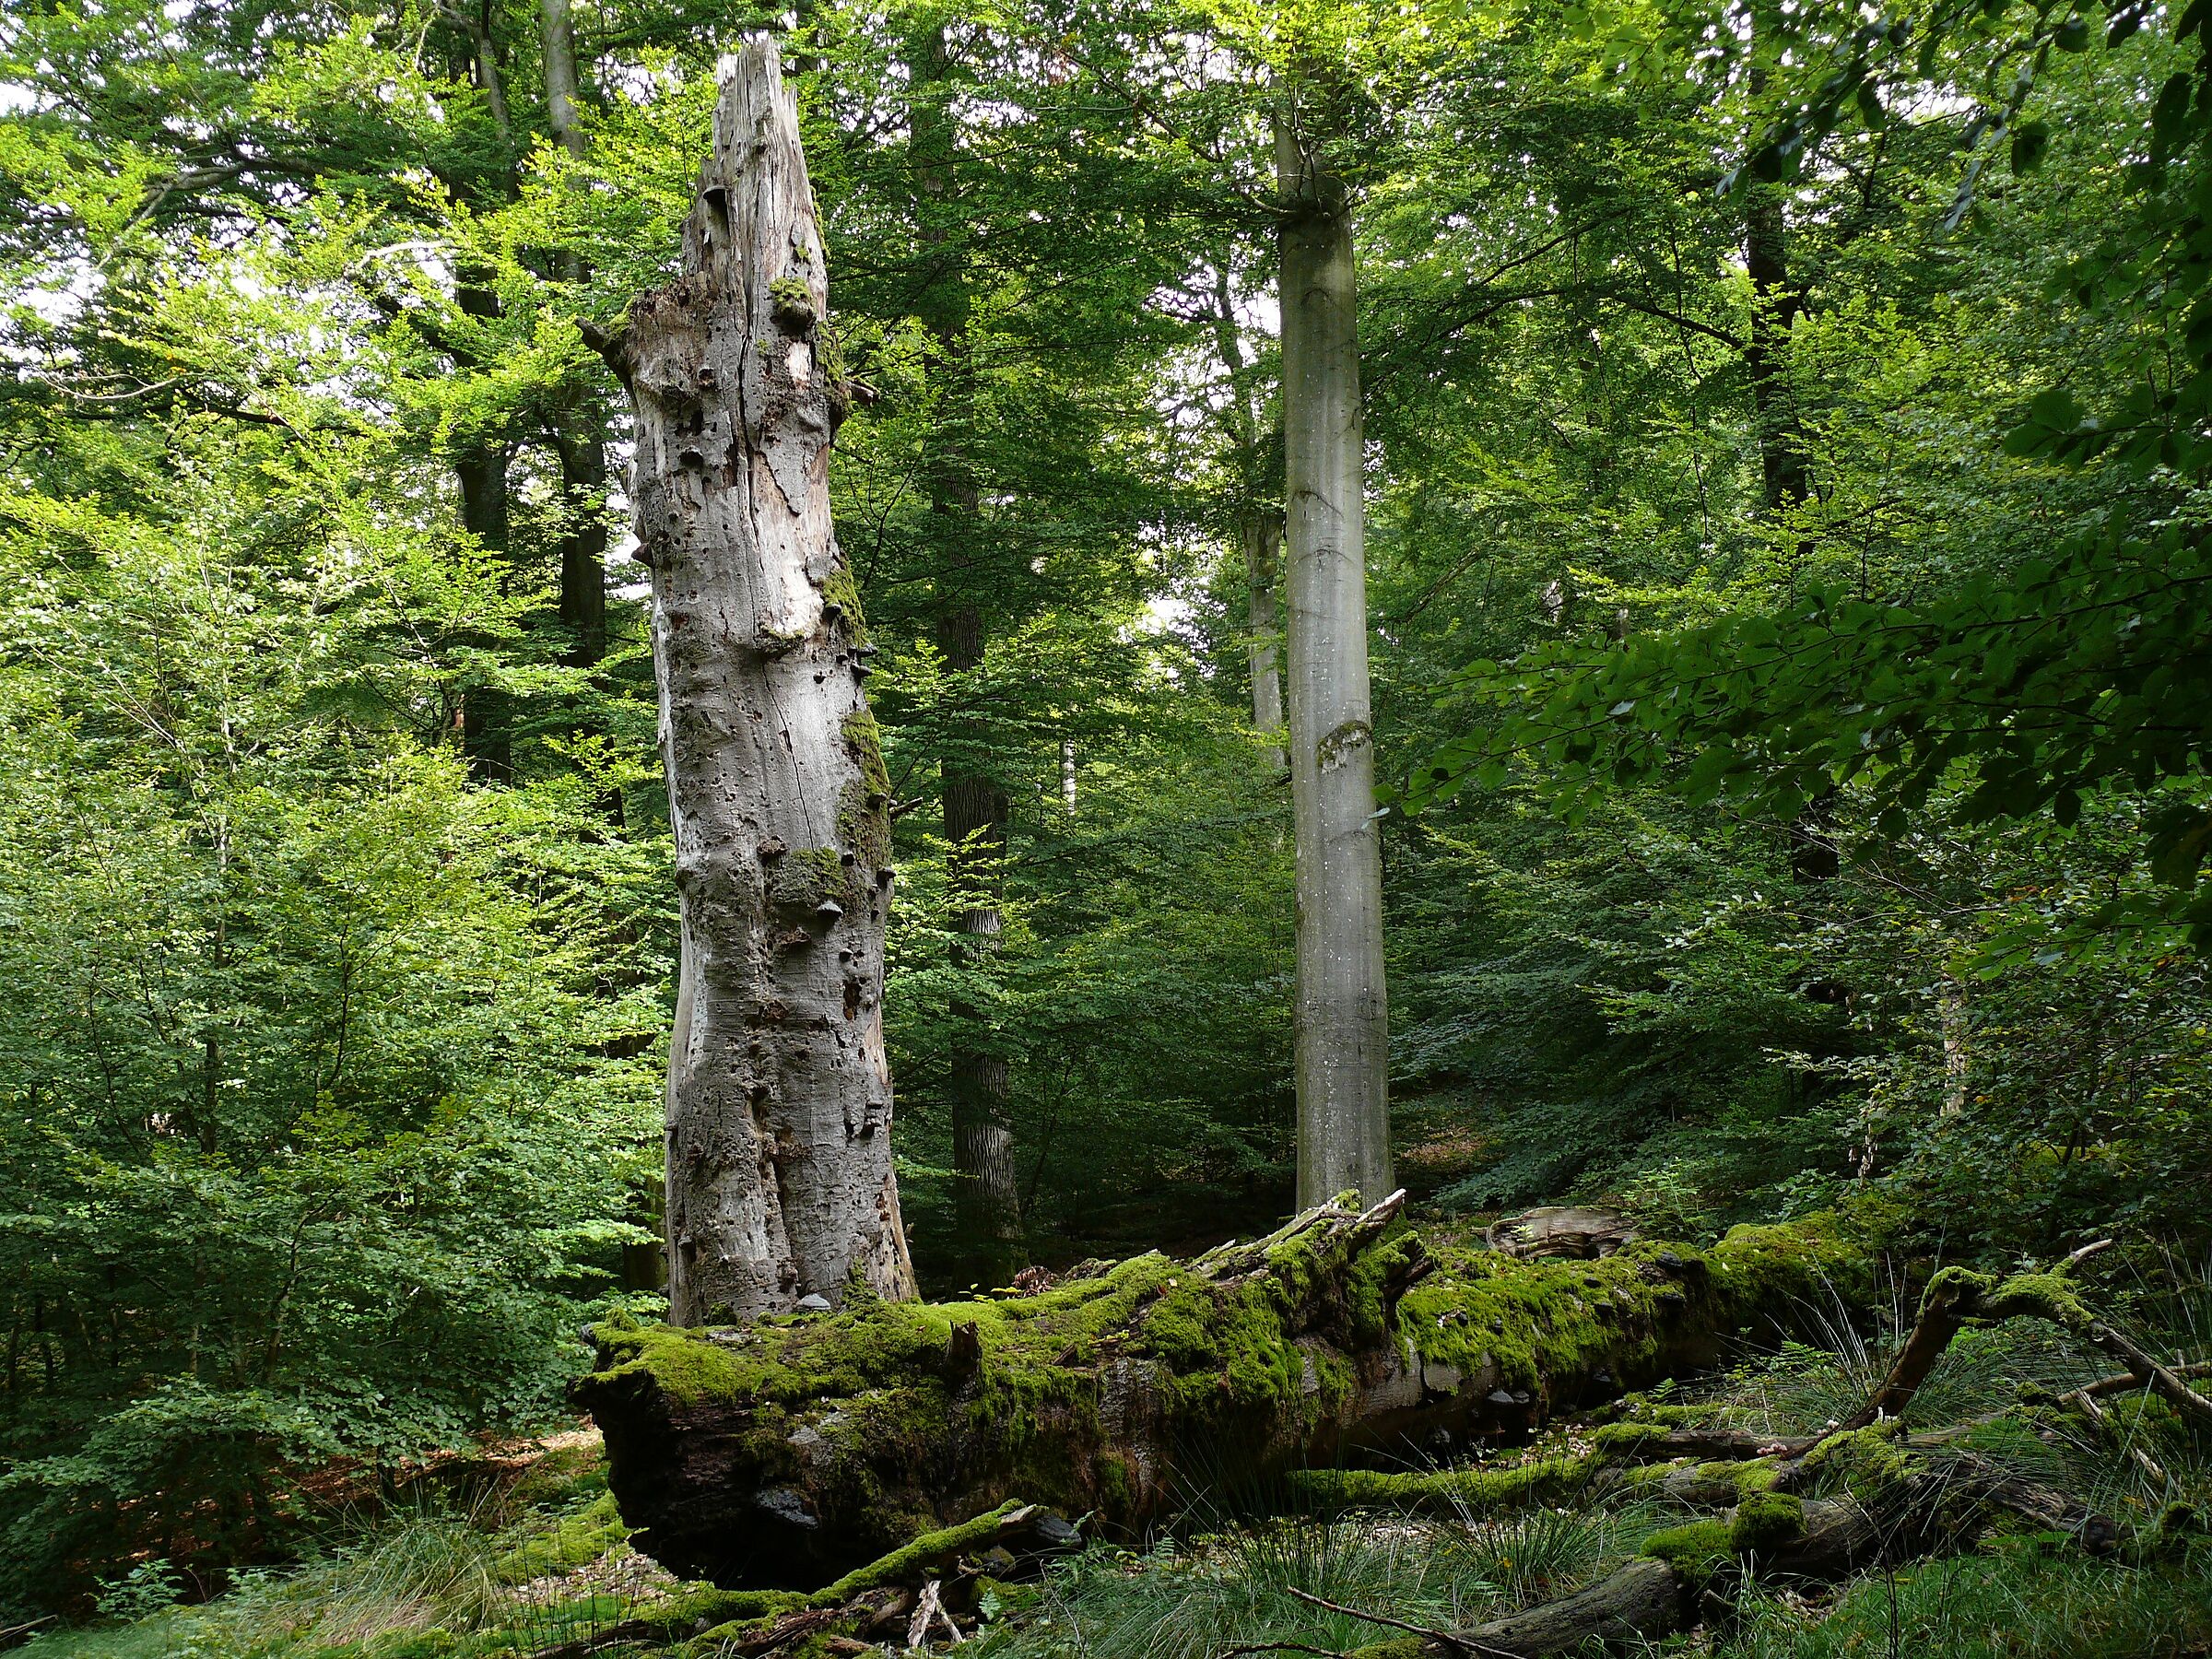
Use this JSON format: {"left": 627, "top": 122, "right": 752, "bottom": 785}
{"left": 2152, "top": 73, "right": 2194, "bottom": 163}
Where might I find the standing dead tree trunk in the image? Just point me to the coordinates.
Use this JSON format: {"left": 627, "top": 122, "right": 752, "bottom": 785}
{"left": 617, "top": 41, "right": 916, "bottom": 1324}
{"left": 1275, "top": 108, "right": 1391, "bottom": 1208}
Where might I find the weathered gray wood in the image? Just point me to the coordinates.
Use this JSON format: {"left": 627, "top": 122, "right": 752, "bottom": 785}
{"left": 1454, "top": 1556, "right": 1686, "bottom": 1657}
{"left": 1486, "top": 1206, "right": 1640, "bottom": 1261}
{"left": 620, "top": 41, "right": 914, "bottom": 1324}
{"left": 1275, "top": 108, "right": 1391, "bottom": 1208}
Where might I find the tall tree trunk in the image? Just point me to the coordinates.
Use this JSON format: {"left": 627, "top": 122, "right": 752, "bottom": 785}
{"left": 1241, "top": 512, "right": 1288, "bottom": 770}
{"left": 618, "top": 41, "right": 916, "bottom": 1324}
{"left": 1204, "top": 260, "right": 1288, "bottom": 772}
{"left": 539, "top": 0, "right": 583, "bottom": 158}
{"left": 553, "top": 418, "right": 610, "bottom": 666}
{"left": 1743, "top": 6, "right": 1832, "bottom": 908}
{"left": 453, "top": 284, "right": 514, "bottom": 784}
{"left": 938, "top": 603, "right": 1023, "bottom": 1282}
{"left": 450, "top": 21, "right": 516, "bottom": 782}
{"left": 910, "top": 25, "right": 1022, "bottom": 1279}
{"left": 1743, "top": 4, "right": 1810, "bottom": 526}
{"left": 541, "top": 0, "right": 611, "bottom": 670}
{"left": 1938, "top": 972, "right": 1969, "bottom": 1116}
{"left": 1275, "top": 112, "right": 1391, "bottom": 1208}
{"left": 1743, "top": 191, "right": 1806, "bottom": 516}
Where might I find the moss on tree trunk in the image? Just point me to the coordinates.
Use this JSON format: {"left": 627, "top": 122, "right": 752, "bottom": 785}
{"left": 577, "top": 1193, "right": 1877, "bottom": 1587}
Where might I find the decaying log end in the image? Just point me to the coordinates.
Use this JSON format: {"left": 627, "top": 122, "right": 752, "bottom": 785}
{"left": 576, "top": 1198, "right": 1877, "bottom": 1589}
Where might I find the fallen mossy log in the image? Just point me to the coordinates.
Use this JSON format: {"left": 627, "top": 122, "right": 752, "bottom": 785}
{"left": 1322, "top": 1235, "right": 2206, "bottom": 1659}
{"left": 577, "top": 1191, "right": 1875, "bottom": 1586}
{"left": 1339, "top": 1426, "right": 2125, "bottom": 1659}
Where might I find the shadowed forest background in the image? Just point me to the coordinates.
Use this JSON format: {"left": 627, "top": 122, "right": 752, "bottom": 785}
{"left": 4, "top": 0, "right": 2212, "bottom": 1647}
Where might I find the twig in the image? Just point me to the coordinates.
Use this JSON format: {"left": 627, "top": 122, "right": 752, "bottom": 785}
{"left": 2078, "top": 1324, "right": 2212, "bottom": 1429}
{"left": 2082, "top": 1359, "right": 2210, "bottom": 1398}
{"left": 2062, "top": 1386, "right": 2173, "bottom": 1490}
{"left": 1284, "top": 1587, "right": 1512, "bottom": 1659}
{"left": 1213, "top": 1645, "right": 1347, "bottom": 1659}
{"left": 906, "top": 1581, "right": 942, "bottom": 1651}
{"left": 2057, "top": 1238, "right": 2116, "bottom": 1272}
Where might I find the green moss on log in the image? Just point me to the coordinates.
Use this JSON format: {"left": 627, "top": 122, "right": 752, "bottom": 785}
{"left": 809, "top": 1500, "right": 1030, "bottom": 1605}
{"left": 1731, "top": 1490, "right": 1806, "bottom": 1552}
{"left": 1641, "top": 1517, "right": 1735, "bottom": 1577}
{"left": 589, "top": 1220, "right": 1372, "bottom": 1485}
{"left": 494, "top": 1491, "right": 629, "bottom": 1583}
{"left": 1396, "top": 1214, "right": 1871, "bottom": 1396}
{"left": 1800, "top": 1422, "right": 1914, "bottom": 1504}
{"left": 1286, "top": 1455, "right": 1598, "bottom": 1514}
{"left": 1641, "top": 1491, "right": 1805, "bottom": 1583}
{"left": 1344, "top": 1641, "right": 1426, "bottom": 1659}
{"left": 582, "top": 1204, "right": 1881, "bottom": 1586}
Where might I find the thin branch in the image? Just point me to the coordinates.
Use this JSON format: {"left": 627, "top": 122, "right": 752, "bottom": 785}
{"left": 2058, "top": 1238, "right": 2116, "bottom": 1272}
{"left": 1285, "top": 1588, "right": 1509, "bottom": 1659}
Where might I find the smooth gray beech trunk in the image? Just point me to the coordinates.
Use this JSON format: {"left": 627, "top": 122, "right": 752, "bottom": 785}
{"left": 1276, "top": 111, "right": 1392, "bottom": 1209}
{"left": 620, "top": 41, "right": 916, "bottom": 1323}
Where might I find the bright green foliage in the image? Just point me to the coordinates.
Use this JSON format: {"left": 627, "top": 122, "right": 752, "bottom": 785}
{"left": 1404, "top": 0, "right": 2212, "bottom": 943}
{"left": 1714, "top": 1550, "right": 2212, "bottom": 1659}
{"left": 4, "top": 0, "right": 2212, "bottom": 1624}
{"left": 0, "top": 396, "right": 670, "bottom": 1601}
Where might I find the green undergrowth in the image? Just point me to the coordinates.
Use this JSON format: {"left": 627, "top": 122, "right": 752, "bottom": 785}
{"left": 22, "top": 1437, "right": 676, "bottom": 1659}
{"left": 1712, "top": 1547, "right": 2212, "bottom": 1658}
{"left": 962, "top": 1503, "right": 1666, "bottom": 1659}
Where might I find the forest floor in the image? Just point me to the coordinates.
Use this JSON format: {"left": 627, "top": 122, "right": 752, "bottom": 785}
{"left": 20, "top": 1301, "right": 2212, "bottom": 1659}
